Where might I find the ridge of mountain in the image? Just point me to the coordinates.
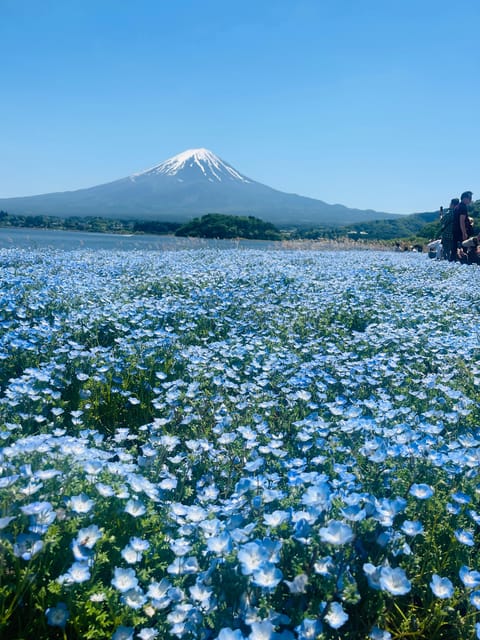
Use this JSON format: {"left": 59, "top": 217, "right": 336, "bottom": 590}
{"left": 0, "top": 149, "right": 403, "bottom": 227}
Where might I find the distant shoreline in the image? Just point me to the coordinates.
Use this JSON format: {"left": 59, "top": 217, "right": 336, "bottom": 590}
{"left": 0, "top": 226, "right": 409, "bottom": 253}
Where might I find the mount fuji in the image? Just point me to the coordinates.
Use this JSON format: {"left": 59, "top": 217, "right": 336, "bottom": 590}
{"left": 0, "top": 148, "right": 399, "bottom": 227}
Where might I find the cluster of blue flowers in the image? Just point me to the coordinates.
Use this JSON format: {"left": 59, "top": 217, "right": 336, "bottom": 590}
{"left": 1, "top": 247, "right": 480, "bottom": 639}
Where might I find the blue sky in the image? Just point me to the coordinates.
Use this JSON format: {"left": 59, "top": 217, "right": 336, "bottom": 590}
{"left": 1, "top": 0, "right": 479, "bottom": 213}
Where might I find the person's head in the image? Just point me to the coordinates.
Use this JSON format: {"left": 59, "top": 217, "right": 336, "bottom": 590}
{"left": 461, "top": 191, "right": 473, "bottom": 204}
{"left": 450, "top": 198, "right": 460, "bottom": 208}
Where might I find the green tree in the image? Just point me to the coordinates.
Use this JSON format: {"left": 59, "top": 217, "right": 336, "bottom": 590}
{"left": 175, "top": 213, "right": 282, "bottom": 240}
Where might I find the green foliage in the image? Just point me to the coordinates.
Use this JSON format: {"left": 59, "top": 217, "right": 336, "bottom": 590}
{"left": 249, "top": 201, "right": 480, "bottom": 246}
{"left": 0, "top": 211, "right": 181, "bottom": 235}
{"left": 175, "top": 213, "right": 282, "bottom": 240}
{"left": 338, "top": 200, "right": 480, "bottom": 243}
{"left": 132, "top": 220, "right": 181, "bottom": 234}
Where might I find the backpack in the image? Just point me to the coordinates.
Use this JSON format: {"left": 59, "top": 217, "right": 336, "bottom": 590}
{"left": 440, "top": 208, "right": 454, "bottom": 233}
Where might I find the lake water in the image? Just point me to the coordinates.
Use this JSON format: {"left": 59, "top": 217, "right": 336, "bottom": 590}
{"left": 0, "top": 227, "right": 281, "bottom": 251}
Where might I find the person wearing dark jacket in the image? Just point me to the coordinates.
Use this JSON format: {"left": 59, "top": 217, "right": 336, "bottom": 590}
{"left": 441, "top": 198, "right": 459, "bottom": 261}
{"left": 452, "top": 191, "right": 473, "bottom": 261}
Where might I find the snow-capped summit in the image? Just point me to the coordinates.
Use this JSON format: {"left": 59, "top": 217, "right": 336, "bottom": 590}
{"left": 134, "top": 148, "right": 251, "bottom": 184}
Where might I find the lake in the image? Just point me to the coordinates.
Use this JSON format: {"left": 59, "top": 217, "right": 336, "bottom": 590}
{"left": 0, "top": 227, "right": 281, "bottom": 251}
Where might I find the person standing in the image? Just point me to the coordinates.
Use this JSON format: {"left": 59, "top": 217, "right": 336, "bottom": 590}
{"left": 441, "top": 198, "right": 459, "bottom": 261}
{"left": 452, "top": 191, "right": 473, "bottom": 261}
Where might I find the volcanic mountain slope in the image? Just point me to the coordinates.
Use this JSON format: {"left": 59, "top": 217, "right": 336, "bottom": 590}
{"left": 0, "top": 148, "right": 400, "bottom": 227}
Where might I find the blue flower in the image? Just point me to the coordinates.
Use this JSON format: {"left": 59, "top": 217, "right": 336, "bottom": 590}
{"left": 252, "top": 562, "right": 283, "bottom": 590}
{"left": 0, "top": 475, "right": 19, "bottom": 488}
{"left": 430, "top": 574, "right": 454, "bottom": 599}
{"left": 324, "top": 601, "right": 348, "bottom": 629}
{"left": 170, "top": 537, "right": 192, "bottom": 557}
{"left": 409, "top": 484, "right": 434, "bottom": 500}
{"left": 167, "top": 556, "right": 199, "bottom": 575}
{"left": 238, "top": 541, "right": 270, "bottom": 575}
{"left": 314, "top": 555, "right": 333, "bottom": 576}
{"left": 244, "top": 457, "right": 264, "bottom": 472}
{"left": 59, "top": 561, "right": 91, "bottom": 584}
{"left": 469, "top": 510, "right": 480, "bottom": 525}
{"left": 146, "top": 578, "right": 171, "bottom": 601}
{"left": 130, "top": 536, "right": 150, "bottom": 552}
{"left": 459, "top": 566, "right": 480, "bottom": 588}
{"left": 284, "top": 573, "right": 309, "bottom": 594}
{"left": 470, "top": 591, "right": 480, "bottom": 610}
{"left": 451, "top": 491, "right": 471, "bottom": 504}
{"left": 216, "top": 628, "right": 245, "bottom": 640}
{"left": 121, "top": 544, "right": 143, "bottom": 564}
{"left": 374, "top": 497, "right": 407, "bottom": 526}
{"left": 45, "top": 602, "right": 69, "bottom": 628}
{"left": 0, "top": 516, "right": 15, "bottom": 529}
{"left": 455, "top": 529, "right": 475, "bottom": 546}
{"left": 301, "top": 483, "right": 331, "bottom": 510}
{"left": 363, "top": 563, "right": 382, "bottom": 590}
{"left": 341, "top": 504, "right": 366, "bottom": 521}
{"left": 120, "top": 587, "right": 146, "bottom": 610}
{"left": 446, "top": 502, "right": 461, "bottom": 515}
{"left": 263, "top": 510, "right": 289, "bottom": 527}
{"left": 67, "top": 493, "right": 95, "bottom": 514}
{"left": 295, "top": 618, "right": 323, "bottom": 640}
{"left": 206, "top": 531, "right": 232, "bottom": 555}
{"left": 96, "top": 482, "right": 115, "bottom": 497}
{"left": 72, "top": 540, "right": 94, "bottom": 562}
{"left": 248, "top": 620, "right": 275, "bottom": 640}
{"left": 319, "top": 521, "right": 354, "bottom": 545}
{"left": 293, "top": 518, "right": 312, "bottom": 543}
{"left": 401, "top": 520, "right": 424, "bottom": 536}
{"left": 138, "top": 629, "right": 159, "bottom": 640}
{"left": 379, "top": 566, "right": 411, "bottom": 595}
{"left": 111, "top": 567, "right": 138, "bottom": 593}
{"left": 124, "top": 498, "right": 146, "bottom": 517}
{"left": 20, "top": 500, "right": 53, "bottom": 516}
{"left": 76, "top": 524, "right": 102, "bottom": 548}
{"left": 28, "top": 506, "right": 56, "bottom": 534}
{"left": 189, "top": 581, "right": 214, "bottom": 607}
{"left": 112, "top": 626, "right": 134, "bottom": 640}
{"left": 13, "top": 533, "right": 43, "bottom": 560}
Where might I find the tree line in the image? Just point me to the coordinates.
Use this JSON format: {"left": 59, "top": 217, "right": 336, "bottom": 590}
{"left": 0, "top": 211, "right": 282, "bottom": 240}
{"left": 0, "top": 211, "right": 180, "bottom": 235}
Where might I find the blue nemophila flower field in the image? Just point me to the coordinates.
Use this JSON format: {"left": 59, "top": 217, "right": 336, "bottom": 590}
{"left": 1, "top": 247, "right": 480, "bottom": 639}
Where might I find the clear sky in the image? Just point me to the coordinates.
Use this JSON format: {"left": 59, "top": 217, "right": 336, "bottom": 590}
{"left": 1, "top": 0, "right": 479, "bottom": 214}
